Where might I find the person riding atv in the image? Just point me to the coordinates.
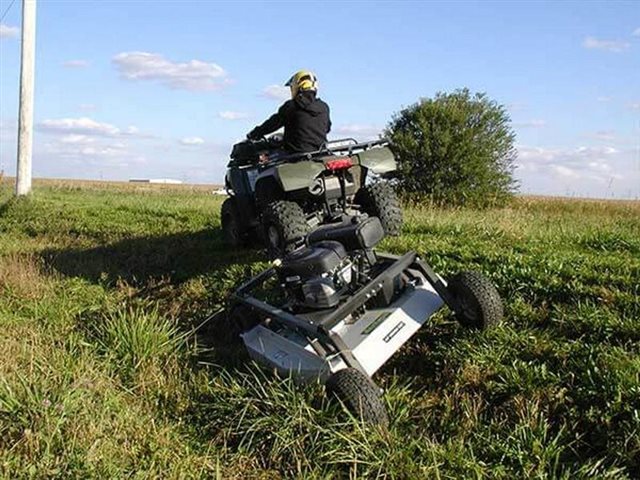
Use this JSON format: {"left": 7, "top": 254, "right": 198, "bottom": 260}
{"left": 247, "top": 70, "right": 331, "bottom": 153}
{"left": 221, "top": 71, "right": 403, "bottom": 256}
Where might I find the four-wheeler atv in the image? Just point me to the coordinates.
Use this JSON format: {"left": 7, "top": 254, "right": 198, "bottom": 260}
{"left": 226, "top": 216, "right": 504, "bottom": 427}
{"left": 221, "top": 136, "right": 403, "bottom": 256}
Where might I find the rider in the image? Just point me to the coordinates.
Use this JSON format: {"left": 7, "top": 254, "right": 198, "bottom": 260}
{"left": 247, "top": 70, "right": 331, "bottom": 153}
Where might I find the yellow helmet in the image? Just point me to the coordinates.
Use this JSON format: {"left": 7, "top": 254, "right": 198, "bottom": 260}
{"left": 285, "top": 70, "right": 318, "bottom": 98}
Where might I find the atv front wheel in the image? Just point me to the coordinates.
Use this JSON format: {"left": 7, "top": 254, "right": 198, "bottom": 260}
{"left": 262, "top": 200, "right": 308, "bottom": 257}
{"left": 221, "top": 197, "right": 245, "bottom": 247}
{"left": 355, "top": 182, "right": 403, "bottom": 236}
{"left": 448, "top": 271, "right": 503, "bottom": 330}
{"left": 325, "top": 368, "right": 389, "bottom": 427}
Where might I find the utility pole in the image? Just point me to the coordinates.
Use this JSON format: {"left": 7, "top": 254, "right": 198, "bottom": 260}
{"left": 15, "top": 0, "right": 37, "bottom": 196}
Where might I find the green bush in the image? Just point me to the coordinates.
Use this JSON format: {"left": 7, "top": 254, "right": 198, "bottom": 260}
{"left": 385, "top": 89, "right": 518, "bottom": 207}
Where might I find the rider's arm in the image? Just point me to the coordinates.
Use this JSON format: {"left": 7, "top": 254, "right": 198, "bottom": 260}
{"left": 247, "top": 113, "right": 283, "bottom": 139}
{"left": 247, "top": 101, "right": 290, "bottom": 139}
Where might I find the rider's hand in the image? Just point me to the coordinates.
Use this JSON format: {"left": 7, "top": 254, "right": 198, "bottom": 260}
{"left": 246, "top": 129, "right": 260, "bottom": 141}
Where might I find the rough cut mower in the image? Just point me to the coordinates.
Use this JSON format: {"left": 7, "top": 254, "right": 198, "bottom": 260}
{"left": 226, "top": 216, "right": 504, "bottom": 427}
{"left": 221, "top": 136, "right": 403, "bottom": 256}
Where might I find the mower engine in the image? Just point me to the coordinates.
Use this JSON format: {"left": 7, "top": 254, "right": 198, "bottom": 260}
{"left": 278, "top": 241, "right": 354, "bottom": 309}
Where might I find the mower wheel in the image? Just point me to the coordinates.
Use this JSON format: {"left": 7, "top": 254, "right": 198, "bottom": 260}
{"left": 355, "top": 181, "right": 403, "bottom": 236}
{"left": 448, "top": 271, "right": 503, "bottom": 330}
{"left": 326, "top": 368, "right": 389, "bottom": 428}
{"left": 262, "top": 200, "right": 308, "bottom": 257}
{"left": 221, "top": 197, "right": 245, "bottom": 247}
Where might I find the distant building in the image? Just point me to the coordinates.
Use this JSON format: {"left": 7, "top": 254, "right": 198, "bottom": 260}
{"left": 129, "top": 179, "right": 183, "bottom": 184}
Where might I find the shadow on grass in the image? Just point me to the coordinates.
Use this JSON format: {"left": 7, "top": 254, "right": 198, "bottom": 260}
{"left": 193, "top": 309, "right": 255, "bottom": 369}
{"left": 380, "top": 320, "right": 458, "bottom": 385}
{"left": 57, "top": 227, "right": 263, "bottom": 376}
{"left": 41, "top": 228, "right": 262, "bottom": 287}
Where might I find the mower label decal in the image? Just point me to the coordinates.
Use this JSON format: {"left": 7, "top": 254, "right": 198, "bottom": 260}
{"left": 383, "top": 321, "right": 406, "bottom": 343}
{"left": 274, "top": 350, "right": 289, "bottom": 361}
{"left": 362, "top": 311, "right": 392, "bottom": 335}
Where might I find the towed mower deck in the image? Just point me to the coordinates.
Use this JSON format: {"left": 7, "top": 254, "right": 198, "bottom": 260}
{"left": 234, "top": 251, "right": 447, "bottom": 381}
{"left": 226, "top": 216, "right": 504, "bottom": 427}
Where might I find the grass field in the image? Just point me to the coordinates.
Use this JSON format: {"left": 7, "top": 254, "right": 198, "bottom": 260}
{"left": 1, "top": 179, "right": 639, "bottom": 479}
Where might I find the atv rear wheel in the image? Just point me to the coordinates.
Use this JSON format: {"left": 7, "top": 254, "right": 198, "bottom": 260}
{"left": 355, "top": 182, "right": 403, "bottom": 236}
{"left": 262, "top": 200, "right": 308, "bottom": 257}
{"left": 448, "top": 271, "right": 503, "bottom": 330}
{"left": 325, "top": 368, "right": 389, "bottom": 427}
{"left": 221, "top": 197, "right": 245, "bottom": 247}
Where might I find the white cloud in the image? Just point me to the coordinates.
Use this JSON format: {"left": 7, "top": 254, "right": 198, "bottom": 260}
{"left": 629, "top": 102, "right": 640, "bottom": 111}
{"left": 78, "top": 103, "right": 97, "bottom": 111}
{"left": 506, "top": 102, "right": 527, "bottom": 112}
{"left": 62, "top": 60, "right": 90, "bottom": 68}
{"left": 582, "top": 36, "right": 630, "bottom": 52}
{"left": 590, "top": 130, "right": 616, "bottom": 141}
{"left": 0, "top": 119, "right": 16, "bottom": 131}
{"left": 112, "top": 51, "right": 229, "bottom": 92}
{"left": 0, "top": 119, "right": 17, "bottom": 150}
{"left": 587, "top": 160, "right": 613, "bottom": 173}
{"left": 59, "top": 134, "right": 96, "bottom": 144}
{"left": 40, "top": 134, "right": 148, "bottom": 172}
{"left": 516, "top": 144, "right": 638, "bottom": 197}
{"left": 551, "top": 165, "right": 578, "bottom": 178}
{"left": 0, "top": 24, "right": 19, "bottom": 39}
{"left": 514, "top": 119, "right": 546, "bottom": 128}
{"left": 261, "top": 84, "right": 290, "bottom": 101}
{"left": 517, "top": 146, "right": 560, "bottom": 165}
{"left": 38, "top": 117, "right": 121, "bottom": 136}
{"left": 632, "top": 27, "right": 640, "bottom": 37}
{"left": 597, "top": 96, "right": 612, "bottom": 102}
{"left": 45, "top": 138, "right": 127, "bottom": 159}
{"left": 37, "top": 117, "right": 155, "bottom": 140}
{"left": 180, "top": 137, "right": 205, "bottom": 146}
{"left": 219, "top": 111, "right": 249, "bottom": 120}
{"left": 517, "top": 145, "right": 622, "bottom": 179}
{"left": 77, "top": 146, "right": 124, "bottom": 157}
{"left": 332, "top": 124, "right": 382, "bottom": 140}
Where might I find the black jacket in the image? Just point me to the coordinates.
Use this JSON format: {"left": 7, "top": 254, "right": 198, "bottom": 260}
{"left": 248, "top": 91, "right": 331, "bottom": 153}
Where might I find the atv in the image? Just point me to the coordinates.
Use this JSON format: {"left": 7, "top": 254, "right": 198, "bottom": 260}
{"left": 221, "top": 136, "right": 403, "bottom": 256}
{"left": 225, "top": 216, "right": 504, "bottom": 427}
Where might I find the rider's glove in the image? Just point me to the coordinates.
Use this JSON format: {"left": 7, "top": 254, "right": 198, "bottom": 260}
{"left": 246, "top": 129, "right": 261, "bottom": 141}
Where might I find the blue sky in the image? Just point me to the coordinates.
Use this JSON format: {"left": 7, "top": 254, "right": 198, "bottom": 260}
{"left": 1, "top": 0, "right": 639, "bottom": 197}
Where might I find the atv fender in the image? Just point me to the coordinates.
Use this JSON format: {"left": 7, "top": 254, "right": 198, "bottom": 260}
{"left": 257, "top": 161, "right": 325, "bottom": 193}
{"left": 354, "top": 147, "right": 397, "bottom": 176}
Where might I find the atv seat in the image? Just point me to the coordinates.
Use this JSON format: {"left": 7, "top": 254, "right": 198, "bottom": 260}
{"left": 307, "top": 216, "right": 385, "bottom": 251}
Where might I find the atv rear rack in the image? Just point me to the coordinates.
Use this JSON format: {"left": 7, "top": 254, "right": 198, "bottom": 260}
{"left": 263, "top": 138, "right": 390, "bottom": 168}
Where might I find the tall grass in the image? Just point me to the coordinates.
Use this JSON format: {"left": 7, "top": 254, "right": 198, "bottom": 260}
{"left": 1, "top": 179, "right": 638, "bottom": 478}
{"left": 95, "top": 306, "right": 187, "bottom": 382}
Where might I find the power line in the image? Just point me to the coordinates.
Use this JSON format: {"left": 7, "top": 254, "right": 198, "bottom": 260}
{"left": 1, "top": 0, "right": 17, "bottom": 23}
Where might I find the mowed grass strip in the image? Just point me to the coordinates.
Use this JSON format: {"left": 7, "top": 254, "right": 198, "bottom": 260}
{"left": 1, "top": 179, "right": 639, "bottom": 478}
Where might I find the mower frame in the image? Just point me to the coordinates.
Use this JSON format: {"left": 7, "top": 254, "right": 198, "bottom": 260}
{"left": 229, "top": 250, "right": 463, "bottom": 380}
